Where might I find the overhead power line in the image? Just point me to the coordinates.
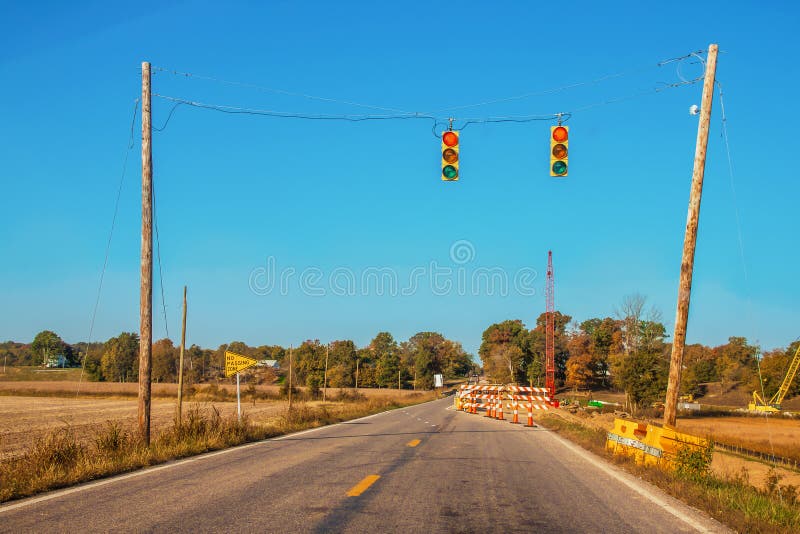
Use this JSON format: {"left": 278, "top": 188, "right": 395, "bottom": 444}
{"left": 152, "top": 49, "right": 704, "bottom": 118}
{"left": 148, "top": 48, "right": 706, "bottom": 135}
{"left": 152, "top": 66, "right": 412, "bottom": 114}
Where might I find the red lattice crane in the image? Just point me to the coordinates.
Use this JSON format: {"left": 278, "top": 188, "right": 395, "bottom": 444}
{"left": 545, "top": 251, "right": 555, "bottom": 402}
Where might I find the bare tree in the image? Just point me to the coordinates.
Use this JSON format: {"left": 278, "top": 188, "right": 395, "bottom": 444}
{"left": 615, "top": 293, "right": 646, "bottom": 355}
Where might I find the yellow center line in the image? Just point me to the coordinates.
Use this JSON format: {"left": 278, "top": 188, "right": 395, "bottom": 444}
{"left": 346, "top": 475, "right": 380, "bottom": 497}
{"left": 406, "top": 439, "right": 421, "bottom": 447}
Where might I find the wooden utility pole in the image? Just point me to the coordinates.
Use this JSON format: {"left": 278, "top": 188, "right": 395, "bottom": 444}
{"left": 176, "top": 286, "right": 187, "bottom": 423}
{"left": 138, "top": 61, "right": 153, "bottom": 445}
{"left": 398, "top": 368, "right": 401, "bottom": 390}
{"left": 323, "top": 344, "right": 329, "bottom": 402}
{"left": 664, "top": 44, "right": 718, "bottom": 428}
{"left": 355, "top": 358, "right": 359, "bottom": 390}
{"left": 288, "top": 346, "right": 293, "bottom": 411}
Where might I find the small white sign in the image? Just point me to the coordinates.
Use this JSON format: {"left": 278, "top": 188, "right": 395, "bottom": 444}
{"left": 434, "top": 374, "right": 444, "bottom": 388}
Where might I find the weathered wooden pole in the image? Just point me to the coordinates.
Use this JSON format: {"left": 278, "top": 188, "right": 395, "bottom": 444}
{"left": 323, "top": 343, "right": 329, "bottom": 402}
{"left": 288, "top": 346, "right": 293, "bottom": 411}
{"left": 176, "top": 286, "right": 187, "bottom": 423}
{"left": 138, "top": 61, "right": 153, "bottom": 445}
{"left": 663, "top": 44, "right": 718, "bottom": 428}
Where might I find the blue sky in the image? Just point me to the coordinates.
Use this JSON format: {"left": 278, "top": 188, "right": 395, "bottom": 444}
{"left": 1, "top": 1, "right": 798, "bottom": 357}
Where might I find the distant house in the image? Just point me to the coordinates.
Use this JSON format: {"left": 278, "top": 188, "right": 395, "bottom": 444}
{"left": 257, "top": 359, "right": 280, "bottom": 369}
{"left": 45, "top": 354, "right": 69, "bottom": 368}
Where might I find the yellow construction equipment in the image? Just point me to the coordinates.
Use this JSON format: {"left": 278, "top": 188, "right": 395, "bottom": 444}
{"left": 749, "top": 344, "right": 800, "bottom": 413}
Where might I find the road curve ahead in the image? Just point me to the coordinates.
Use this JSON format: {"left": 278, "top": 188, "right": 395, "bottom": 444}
{"left": 0, "top": 397, "right": 728, "bottom": 533}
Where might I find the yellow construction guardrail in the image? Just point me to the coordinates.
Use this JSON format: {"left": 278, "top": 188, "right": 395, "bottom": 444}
{"left": 605, "top": 418, "right": 708, "bottom": 469}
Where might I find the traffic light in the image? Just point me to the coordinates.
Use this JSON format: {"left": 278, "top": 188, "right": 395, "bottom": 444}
{"left": 441, "top": 130, "right": 459, "bottom": 181}
{"left": 550, "top": 125, "right": 569, "bottom": 177}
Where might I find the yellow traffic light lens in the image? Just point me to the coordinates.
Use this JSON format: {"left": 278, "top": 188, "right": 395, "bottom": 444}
{"left": 552, "top": 144, "right": 567, "bottom": 159}
{"left": 442, "top": 131, "right": 459, "bottom": 147}
{"left": 443, "top": 165, "right": 458, "bottom": 179}
{"left": 443, "top": 148, "right": 458, "bottom": 163}
{"left": 552, "top": 161, "right": 567, "bottom": 176}
{"left": 552, "top": 126, "right": 568, "bottom": 143}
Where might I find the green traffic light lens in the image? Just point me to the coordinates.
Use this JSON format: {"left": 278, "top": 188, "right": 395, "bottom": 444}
{"left": 552, "top": 161, "right": 567, "bottom": 175}
{"left": 443, "top": 165, "right": 458, "bottom": 179}
{"left": 443, "top": 148, "right": 458, "bottom": 163}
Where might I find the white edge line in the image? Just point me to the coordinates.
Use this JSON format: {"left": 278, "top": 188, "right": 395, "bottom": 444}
{"left": 0, "top": 402, "right": 426, "bottom": 514}
{"left": 542, "top": 428, "right": 725, "bottom": 534}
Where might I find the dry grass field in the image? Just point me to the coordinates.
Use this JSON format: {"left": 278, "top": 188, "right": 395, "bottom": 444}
{"left": 0, "top": 380, "right": 430, "bottom": 399}
{"left": 0, "top": 397, "right": 285, "bottom": 460}
{"left": 0, "top": 380, "right": 434, "bottom": 460}
{"left": 676, "top": 415, "right": 800, "bottom": 467}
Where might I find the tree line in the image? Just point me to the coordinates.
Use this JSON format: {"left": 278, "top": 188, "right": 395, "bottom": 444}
{"left": 478, "top": 294, "right": 799, "bottom": 411}
{"left": 1, "top": 330, "right": 475, "bottom": 391}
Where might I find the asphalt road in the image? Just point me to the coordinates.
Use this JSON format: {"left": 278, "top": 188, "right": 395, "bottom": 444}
{"left": 0, "top": 397, "right": 728, "bottom": 533}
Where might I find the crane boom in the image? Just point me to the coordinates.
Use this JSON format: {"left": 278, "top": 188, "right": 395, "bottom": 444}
{"left": 749, "top": 343, "right": 800, "bottom": 412}
{"left": 770, "top": 344, "right": 800, "bottom": 406}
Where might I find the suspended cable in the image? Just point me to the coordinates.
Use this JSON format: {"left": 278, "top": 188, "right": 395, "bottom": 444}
{"left": 152, "top": 70, "right": 700, "bottom": 135}
{"left": 153, "top": 175, "right": 170, "bottom": 341}
{"left": 152, "top": 65, "right": 412, "bottom": 114}
{"left": 152, "top": 93, "right": 437, "bottom": 126}
{"left": 426, "top": 49, "right": 706, "bottom": 114}
{"left": 719, "top": 79, "right": 782, "bottom": 483}
{"left": 567, "top": 76, "right": 703, "bottom": 114}
{"left": 154, "top": 50, "right": 704, "bottom": 119}
{"left": 76, "top": 98, "right": 139, "bottom": 397}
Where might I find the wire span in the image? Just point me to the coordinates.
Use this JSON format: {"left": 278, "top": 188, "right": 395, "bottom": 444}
{"left": 427, "top": 49, "right": 707, "bottom": 115}
{"left": 77, "top": 97, "right": 140, "bottom": 397}
{"left": 152, "top": 93, "right": 436, "bottom": 123}
{"left": 152, "top": 66, "right": 412, "bottom": 114}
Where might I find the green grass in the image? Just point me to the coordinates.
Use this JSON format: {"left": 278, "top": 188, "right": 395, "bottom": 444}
{"left": 538, "top": 414, "right": 800, "bottom": 533}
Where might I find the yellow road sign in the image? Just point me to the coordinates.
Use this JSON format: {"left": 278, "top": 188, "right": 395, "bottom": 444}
{"left": 225, "top": 351, "right": 258, "bottom": 377}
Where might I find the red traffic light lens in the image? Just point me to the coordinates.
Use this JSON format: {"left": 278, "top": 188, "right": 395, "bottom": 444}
{"left": 442, "top": 131, "right": 459, "bottom": 147}
{"left": 552, "top": 144, "right": 567, "bottom": 159}
{"left": 552, "top": 126, "right": 568, "bottom": 143}
{"left": 443, "top": 148, "right": 458, "bottom": 163}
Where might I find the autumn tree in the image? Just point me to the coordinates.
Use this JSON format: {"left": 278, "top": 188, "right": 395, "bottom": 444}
{"left": 754, "top": 341, "right": 800, "bottom": 401}
{"left": 152, "top": 338, "right": 177, "bottom": 383}
{"left": 479, "top": 320, "right": 529, "bottom": 383}
{"left": 101, "top": 332, "right": 139, "bottom": 382}
{"left": 680, "top": 344, "right": 717, "bottom": 395}
{"left": 619, "top": 349, "right": 669, "bottom": 411}
{"left": 715, "top": 336, "right": 758, "bottom": 389}
{"left": 565, "top": 328, "right": 593, "bottom": 391}
{"left": 31, "top": 330, "right": 73, "bottom": 367}
{"left": 580, "top": 317, "right": 622, "bottom": 387}
{"left": 328, "top": 340, "right": 357, "bottom": 387}
{"left": 371, "top": 332, "right": 400, "bottom": 388}
{"left": 404, "top": 332, "right": 462, "bottom": 389}
{"left": 293, "top": 340, "right": 326, "bottom": 391}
